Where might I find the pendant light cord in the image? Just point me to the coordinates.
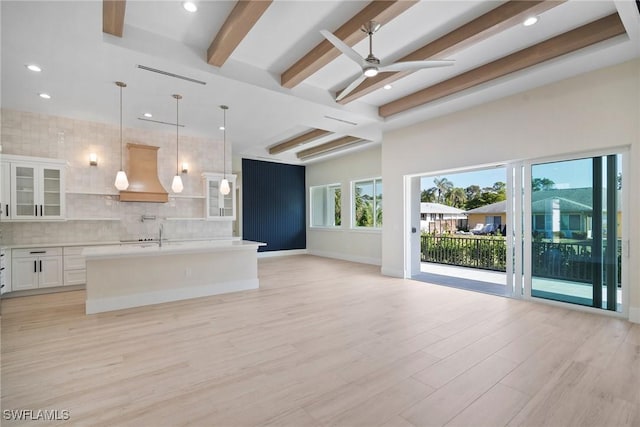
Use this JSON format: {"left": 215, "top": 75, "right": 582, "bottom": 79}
{"left": 119, "top": 84, "right": 123, "bottom": 170}
{"left": 176, "top": 96, "right": 179, "bottom": 174}
{"left": 223, "top": 107, "right": 226, "bottom": 179}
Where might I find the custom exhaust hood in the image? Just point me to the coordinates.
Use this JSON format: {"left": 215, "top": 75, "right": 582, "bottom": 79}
{"left": 119, "top": 143, "right": 169, "bottom": 203}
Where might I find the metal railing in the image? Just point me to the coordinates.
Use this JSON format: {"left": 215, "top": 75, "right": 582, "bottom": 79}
{"left": 421, "top": 234, "right": 622, "bottom": 285}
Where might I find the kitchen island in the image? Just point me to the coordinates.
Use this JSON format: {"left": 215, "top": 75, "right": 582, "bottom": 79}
{"left": 84, "top": 240, "right": 265, "bottom": 314}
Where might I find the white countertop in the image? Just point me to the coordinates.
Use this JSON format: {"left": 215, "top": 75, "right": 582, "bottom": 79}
{"left": 83, "top": 240, "right": 266, "bottom": 260}
{"left": 1, "top": 237, "right": 242, "bottom": 250}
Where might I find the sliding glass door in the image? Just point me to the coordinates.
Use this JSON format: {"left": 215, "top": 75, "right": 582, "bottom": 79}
{"left": 527, "top": 154, "right": 622, "bottom": 312}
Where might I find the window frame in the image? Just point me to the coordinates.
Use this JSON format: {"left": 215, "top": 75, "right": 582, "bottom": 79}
{"left": 351, "top": 177, "right": 383, "bottom": 229}
{"left": 309, "top": 183, "right": 342, "bottom": 228}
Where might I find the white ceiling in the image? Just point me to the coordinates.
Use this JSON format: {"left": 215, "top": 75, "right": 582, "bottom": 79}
{"left": 2, "top": 1, "right": 639, "bottom": 165}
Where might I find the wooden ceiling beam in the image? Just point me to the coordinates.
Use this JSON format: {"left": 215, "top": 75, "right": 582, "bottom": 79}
{"left": 268, "top": 129, "right": 333, "bottom": 155}
{"left": 297, "top": 136, "right": 363, "bottom": 160}
{"left": 207, "top": 0, "right": 273, "bottom": 67}
{"left": 103, "top": 0, "right": 126, "bottom": 37}
{"left": 280, "top": 0, "right": 418, "bottom": 89}
{"left": 379, "top": 13, "right": 626, "bottom": 118}
{"left": 338, "top": 0, "right": 566, "bottom": 104}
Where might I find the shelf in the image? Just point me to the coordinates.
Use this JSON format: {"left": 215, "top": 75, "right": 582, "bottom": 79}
{"left": 169, "top": 194, "right": 205, "bottom": 199}
{"left": 66, "top": 218, "right": 120, "bottom": 221}
{"left": 66, "top": 191, "right": 119, "bottom": 196}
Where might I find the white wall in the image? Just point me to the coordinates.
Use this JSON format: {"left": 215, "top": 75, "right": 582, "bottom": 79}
{"left": 381, "top": 59, "right": 640, "bottom": 320}
{"left": 306, "top": 146, "right": 382, "bottom": 265}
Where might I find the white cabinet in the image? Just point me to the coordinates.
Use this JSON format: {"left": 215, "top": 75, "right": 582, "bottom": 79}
{"left": 63, "top": 246, "right": 86, "bottom": 286}
{"left": 11, "top": 247, "right": 63, "bottom": 290}
{"left": 11, "top": 162, "right": 65, "bottom": 220}
{"left": 1, "top": 162, "right": 10, "bottom": 220}
{"left": 0, "top": 248, "right": 10, "bottom": 294}
{"left": 203, "top": 173, "right": 236, "bottom": 220}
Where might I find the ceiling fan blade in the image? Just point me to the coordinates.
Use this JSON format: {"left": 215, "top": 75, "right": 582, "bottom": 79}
{"left": 378, "top": 60, "right": 455, "bottom": 73}
{"left": 320, "top": 30, "right": 364, "bottom": 66}
{"left": 336, "top": 75, "right": 367, "bottom": 101}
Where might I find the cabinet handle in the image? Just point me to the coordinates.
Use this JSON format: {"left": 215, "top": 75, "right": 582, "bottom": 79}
{"left": 40, "top": 205, "right": 43, "bottom": 216}
{"left": 34, "top": 260, "right": 37, "bottom": 273}
{"left": 39, "top": 260, "right": 42, "bottom": 272}
{"left": 34, "top": 205, "right": 37, "bottom": 216}
{"left": 30, "top": 251, "right": 46, "bottom": 254}
{"left": 5, "top": 204, "right": 8, "bottom": 217}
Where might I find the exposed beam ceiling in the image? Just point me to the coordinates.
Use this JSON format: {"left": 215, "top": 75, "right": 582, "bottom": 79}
{"left": 103, "top": 0, "right": 126, "bottom": 37}
{"left": 297, "top": 136, "right": 363, "bottom": 160}
{"left": 268, "top": 129, "right": 333, "bottom": 155}
{"left": 379, "top": 13, "right": 627, "bottom": 118}
{"left": 337, "top": 0, "right": 566, "bottom": 104}
{"left": 207, "top": 0, "right": 273, "bottom": 67}
{"left": 280, "top": 0, "right": 418, "bottom": 89}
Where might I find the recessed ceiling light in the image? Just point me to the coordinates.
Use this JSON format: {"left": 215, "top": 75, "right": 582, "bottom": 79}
{"left": 143, "top": 113, "right": 153, "bottom": 118}
{"left": 38, "top": 93, "right": 51, "bottom": 99}
{"left": 26, "top": 64, "right": 42, "bottom": 72}
{"left": 383, "top": 84, "right": 392, "bottom": 90}
{"left": 182, "top": 1, "right": 197, "bottom": 12}
{"left": 523, "top": 16, "right": 538, "bottom": 27}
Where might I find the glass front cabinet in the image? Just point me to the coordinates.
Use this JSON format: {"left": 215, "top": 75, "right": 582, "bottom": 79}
{"left": 202, "top": 173, "right": 236, "bottom": 220}
{"left": 5, "top": 156, "right": 66, "bottom": 221}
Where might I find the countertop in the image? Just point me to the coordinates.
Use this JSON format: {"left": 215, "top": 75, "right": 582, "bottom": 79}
{"left": 83, "top": 240, "right": 266, "bottom": 260}
{"left": 1, "top": 237, "right": 242, "bottom": 250}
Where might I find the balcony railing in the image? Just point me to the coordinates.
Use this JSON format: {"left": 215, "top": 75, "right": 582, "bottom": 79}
{"left": 421, "top": 234, "right": 621, "bottom": 285}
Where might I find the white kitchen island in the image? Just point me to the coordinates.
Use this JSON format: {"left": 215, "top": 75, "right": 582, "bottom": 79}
{"left": 83, "top": 240, "right": 265, "bottom": 314}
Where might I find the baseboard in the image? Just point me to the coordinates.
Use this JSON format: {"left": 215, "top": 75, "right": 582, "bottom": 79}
{"left": 381, "top": 267, "right": 405, "bottom": 278}
{"left": 307, "top": 250, "right": 381, "bottom": 266}
{"left": 629, "top": 306, "right": 640, "bottom": 324}
{"left": 86, "top": 279, "right": 259, "bottom": 314}
{"left": 257, "top": 249, "right": 308, "bottom": 258}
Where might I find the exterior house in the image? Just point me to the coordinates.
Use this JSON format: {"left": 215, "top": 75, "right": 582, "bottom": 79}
{"left": 466, "top": 201, "right": 507, "bottom": 230}
{"left": 420, "top": 203, "right": 467, "bottom": 234}
{"left": 466, "top": 188, "right": 622, "bottom": 239}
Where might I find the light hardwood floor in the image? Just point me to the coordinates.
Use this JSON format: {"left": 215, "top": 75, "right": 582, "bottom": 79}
{"left": 1, "top": 255, "right": 638, "bottom": 426}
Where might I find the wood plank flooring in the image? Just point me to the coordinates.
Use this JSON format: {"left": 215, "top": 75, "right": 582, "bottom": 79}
{"left": 1, "top": 255, "right": 638, "bottom": 426}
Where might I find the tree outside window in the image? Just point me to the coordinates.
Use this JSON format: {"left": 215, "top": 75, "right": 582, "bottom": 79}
{"left": 354, "top": 178, "right": 382, "bottom": 228}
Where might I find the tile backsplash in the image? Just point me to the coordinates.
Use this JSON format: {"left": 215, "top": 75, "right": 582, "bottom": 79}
{"left": 0, "top": 109, "right": 234, "bottom": 245}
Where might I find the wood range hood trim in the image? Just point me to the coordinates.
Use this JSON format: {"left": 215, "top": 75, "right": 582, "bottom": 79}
{"left": 119, "top": 143, "right": 169, "bottom": 203}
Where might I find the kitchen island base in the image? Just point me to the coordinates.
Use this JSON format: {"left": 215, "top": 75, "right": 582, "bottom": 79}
{"left": 84, "top": 241, "right": 264, "bottom": 314}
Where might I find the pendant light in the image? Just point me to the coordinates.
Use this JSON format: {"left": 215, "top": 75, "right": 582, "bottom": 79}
{"left": 171, "top": 94, "right": 184, "bottom": 193}
{"left": 114, "top": 81, "right": 129, "bottom": 190}
{"left": 219, "top": 105, "right": 230, "bottom": 196}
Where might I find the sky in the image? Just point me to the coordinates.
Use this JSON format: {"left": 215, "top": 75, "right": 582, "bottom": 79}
{"left": 421, "top": 155, "right": 621, "bottom": 191}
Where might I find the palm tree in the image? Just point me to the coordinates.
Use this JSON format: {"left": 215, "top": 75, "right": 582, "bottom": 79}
{"left": 433, "top": 177, "right": 453, "bottom": 204}
{"left": 446, "top": 187, "right": 467, "bottom": 208}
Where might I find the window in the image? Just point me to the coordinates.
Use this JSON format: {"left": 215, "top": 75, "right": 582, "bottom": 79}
{"left": 485, "top": 215, "right": 502, "bottom": 225}
{"left": 310, "top": 184, "right": 341, "bottom": 227}
{"left": 560, "top": 214, "right": 582, "bottom": 230}
{"left": 353, "top": 178, "right": 382, "bottom": 228}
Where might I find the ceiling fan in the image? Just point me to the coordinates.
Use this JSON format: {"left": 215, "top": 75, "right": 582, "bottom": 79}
{"left": 321, "top": 21, "right": 455, "bottom": 101}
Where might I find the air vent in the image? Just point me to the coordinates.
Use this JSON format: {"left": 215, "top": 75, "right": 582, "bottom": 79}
{"left": 323, "top": 115, "right": 357, "bottom": 126}
{"left": 138, "top": 117, "right": 185, "bottom": 127}
{"left": 137, "top": 65, "right": 206, "bottom": 85}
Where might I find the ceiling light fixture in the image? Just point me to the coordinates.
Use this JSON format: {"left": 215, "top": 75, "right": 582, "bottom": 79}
{"left": 114, "top": 82, "right": 129, "bottom": 190}
{"left": 182, "top": 1, "right": 197, "bottom": 13}
{"left": 219, "top": 126, "right": 225, "bottom": 131}
{"left": 143, "top": 112, "right": 153, "bottom": 118}
{"left": 383, "top": 84, "right": 392, "bottom": 90}
{"left": 172, "top": 94, "right": 184, "bottom": 193}
{"left": 363, "top": 67, "right": 378, "bottom": 78}
{"left": 38, "top": 93, "right": 51, "bottom": 99}
{"left": 523, "top": 16, "right": 538, "bottom": 26}
{"left": 26, "top": 64, "right": 42, "bottom": 72}
{"left": 219, "top": 105, "right": 230, "bottom": 196}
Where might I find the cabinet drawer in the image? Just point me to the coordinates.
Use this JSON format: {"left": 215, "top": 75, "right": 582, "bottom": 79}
{"left": 64, "top": 269, "right": 86, "bottom": 286}
{"left": 63, "top": 247, "right": 85, "bottom": 257}
{"left": 13, "top": 247, "right": 62, "bottom": 258}
{"left": 64, "top": 255, "right": 85, "bottom": 271}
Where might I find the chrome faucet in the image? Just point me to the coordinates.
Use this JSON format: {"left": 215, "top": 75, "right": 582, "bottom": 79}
{"left": 159, "top": 224, "right": 164, "bottom": 247}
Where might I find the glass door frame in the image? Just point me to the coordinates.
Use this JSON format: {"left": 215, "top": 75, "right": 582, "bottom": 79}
{"left": 521, "top": 148, "right": 629, "bottom": 318}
